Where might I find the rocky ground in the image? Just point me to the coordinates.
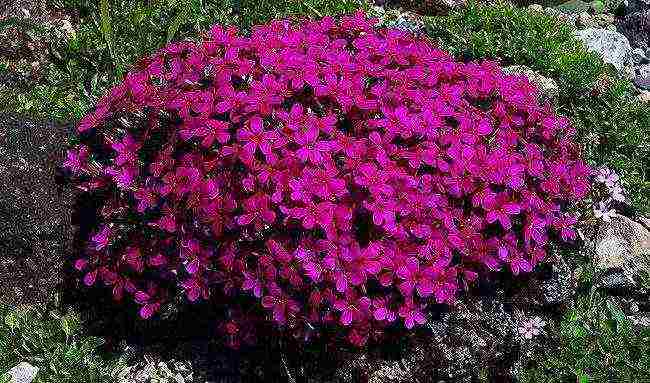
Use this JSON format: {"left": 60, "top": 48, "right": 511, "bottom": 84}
{"left": 1, "top": 0, "right": 650, "bottom": 382}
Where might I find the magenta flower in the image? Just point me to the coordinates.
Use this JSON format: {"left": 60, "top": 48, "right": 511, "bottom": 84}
{"left": 91, "top": 225, "right": 111, "bottom": 251}
{"left": 261, "top": 292, "right": 300, "bottom": 325}
{"left": 288, "top": 201, "right": 334, "bottom": 230}
{"left": 334, "top": 294, "right": 371, "bottom": 326}
{"left": 354, "top": 163, "right": 393, "bottom": 196}
{"left": 63, "top": 146, "right": 89, "bottom": 175}
{"left": 237, "top": 116, "right": 284, "bottom": 159}
{"left": 484, "top": 194, "right": 521, "bottom": 230}
{"left": 552, "top": 214, "right": 577, "bottom": 242}
{"left": 398, "top": 298, "right": 426, "bottom": 329}
{"left": 396, "top": 257, "right": 436, "bottom": 297}
{"left": 236, "top": 193, "right": 276, "bottom": 228}
{"left": 65, "top": 13, "right": 589, "bottom": 348}
{"left": 112, "top": 134, "right": 141, "bottom": 166}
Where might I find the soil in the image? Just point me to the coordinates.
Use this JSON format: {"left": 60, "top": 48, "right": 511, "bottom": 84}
{"left": 0, "top": 113, "right": 75, "bottom": 308}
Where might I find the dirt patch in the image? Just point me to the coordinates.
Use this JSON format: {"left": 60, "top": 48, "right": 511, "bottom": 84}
{"left": 0, "top": 113, "right": 76, "bottom": 307}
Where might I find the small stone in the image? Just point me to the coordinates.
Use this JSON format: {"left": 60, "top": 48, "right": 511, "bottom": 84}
{"left": 625, "top": 0, "right": 650, "bottom": 14}
{"left": 544, "top": 7, "right": 560, "bottom": 16}
{"left": 7, "top": 362, "right": 39, "bottom": 383}
{"left": 630, "top": 48, "right": 648, "bottom": 64}
{"left": 636, "top": 63, "right": 650, "bottom": 77}
{"left": 639, "top": 87, "right": 650, "bottom": 98}
{"left": 502, "top": 65, "right": 560, "bottom": 102}
{"left": 635, "top": 75, "right": 650, "bottom": 90}
{"left": 577, "top": 11, "right": 594, "bottom": 28}
{"left": 598, "top": 269, "right": 637, "bottom": 292}
{"left": 592, "top": 13, "right": 615, "bottom": 27}
{"left": 527, "top": 4, "right": 543, "bottom": 12}
{"left": 556, "top": 0, "right": 591, "bottom": 13}
{"left": 58, "top": 19, "right": 75, "bottom": 39}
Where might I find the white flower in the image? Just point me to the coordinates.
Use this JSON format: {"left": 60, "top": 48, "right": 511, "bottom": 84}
{"left": 518, "top": 316, "right": 546, "bottom": 339}
{"left": 594, "top": 202, "right": 616, "bottom": 222}
{"left": 609, "top": 185, "right": 625, "bottom": 202}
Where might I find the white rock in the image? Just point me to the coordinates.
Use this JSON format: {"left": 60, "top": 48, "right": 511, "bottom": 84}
{"left": 7, "top": 362, "right": 38, "bottom": 383}
{"left": 575, "top": 28, "right": 633, "bottom": 72}
{"left": 502, "top": 65, "right": 559, "bottom": 101}
{"left": 586, "top": 215, "right": 650, "bottom": 277}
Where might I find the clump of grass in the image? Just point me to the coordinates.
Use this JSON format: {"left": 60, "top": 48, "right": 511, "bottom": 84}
{"left": 0, "top": 304, "right": 121, "bottom": 383}
{"left": 519, "top": 292, "right": 650, "bottom": 382}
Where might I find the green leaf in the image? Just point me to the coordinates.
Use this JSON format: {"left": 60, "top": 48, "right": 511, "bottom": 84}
{"left": 166, "top": 4, "right": 189, "bottom": 43}
{"left": 80, "top": 337, "right": 105, "bottom": 354}
{"left": 606, "top": 299, "right": 627, "bottom": 332}
{"left": 99, "top": 0, "right": 113, "bottom": 50}
{"left": 0, "top": 373, "right": 11, "bottom": 383}
{"left": 577, "top": 371, "right": 590, "bottom": 383}
{"left": 5, "top": 310, "right": 20, "bottom": 332}
{"left": 61, "top": 313, "right": 81, "bottom": 340}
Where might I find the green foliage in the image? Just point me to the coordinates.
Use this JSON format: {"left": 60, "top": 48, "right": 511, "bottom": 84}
{"left": 425, "top": 1, "right": 605, "bottom": 97}
{"left": 519, "top": 293, "right": 650, "bottom": 382}
{"left": 0, "top": 304, "right": 120, "bottom": 383}
{"left": 567, "top": 77, "right": 650, "bottom": 213}
{"left": 425, "top": 1, "right": 649, "bottom": 214}
{"left": 8, "top": 0, "right": 369, "bottom": 123}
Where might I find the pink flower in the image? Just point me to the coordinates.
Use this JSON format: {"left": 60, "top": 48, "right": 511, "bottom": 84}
{"left": 484, "top": 193, "right": 521, "bottom": 230}
{"left": 91, "top": 225, "right": 111, "bottom": 250}
{"left": 237, "top": 116, "right": 283, "bottom": 159}
{"left": 63, "top": 146, "right": 89, "bottom": 175}
{"left": 398, "top": 298, "right": 426, "bottom": 329}
{"left": 236, "top": 193, "right": 276, "bottom": 228}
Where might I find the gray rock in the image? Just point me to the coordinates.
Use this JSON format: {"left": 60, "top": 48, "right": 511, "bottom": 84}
{"left": 575, "top": 28, "right": 633, "bottom": 72}
{"left": 7, "top": 362, "right": 38, "bottom": 383}
{"left": 625, "top": 0, "right": 650, "bottom": 14}
{"left": 636, "top": 63, "right": 650, "bottom": 77}
{"left": 374, "top": 6, "right": 426, "bottom": 34}
{"left": 337, "top": 295, "right": 522, "bottom": 382}
{"left": 556, "top": 0, "right": 591, "bottom": 13}
{"left": 630, "top": 47, "right": 648, "bottom": 64}
{"left": 635, "top": 64, "right": 650, "bottom": 89}
{"left": 618, "top": 10, "right": 650, "bottom": 52}
{"left": 582, "top": 215, "right": 650, "bottom": 290}
{"left": 598, "top": 269, "right": 637, "bottom": 291}
{"left": 502, "top": 65, "right": 560, "bottom": 102}
{"left": 520, "top": 255, "right": 575, "bottom": 306}
{"left": 527, "top": 4, "right": 544, "bottom": 12}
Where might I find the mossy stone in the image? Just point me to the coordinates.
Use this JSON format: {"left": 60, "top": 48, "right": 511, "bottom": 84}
{"left": 555, "top": 0, "right": 591, "bottom": 13}
{"left": 590, "top": 0, "right": 605, "bottom": 13}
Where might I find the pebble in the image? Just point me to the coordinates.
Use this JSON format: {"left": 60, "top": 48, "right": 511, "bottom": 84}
{"left": 637, "top": 91, "right": 650, "bottom": 102}
{"left": 7, "top": 362, "right": 38, "bottom": 383}
{"left": 630, "top": 48, "right": 648, "bottom": 64}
